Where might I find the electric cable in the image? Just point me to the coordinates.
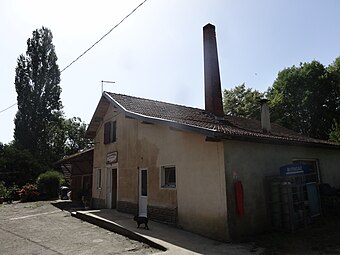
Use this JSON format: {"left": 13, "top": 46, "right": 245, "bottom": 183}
{"left": 0, "top": 0, "right": 148, "bottom": 114}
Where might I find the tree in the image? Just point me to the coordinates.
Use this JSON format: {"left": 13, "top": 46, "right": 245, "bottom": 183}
{"left": 0, "top": 142, "right": 40, "bottom": 187}
{"left": 223, "top": 83, "right": 264, "bottom": 119}
{"left": 329, "top": 121, "right": 340, "bottom": 142}
{"left": 327, "top": 57, "right": 340, "bottom": 141}
{"left": 49, "top": 117, "right": 93, "bottom": 159}
{"left": 14, "top": 27, "right": 62, "bottom": 171}
{"left": 268, "top": 59, "right": 339, "bottom": 140}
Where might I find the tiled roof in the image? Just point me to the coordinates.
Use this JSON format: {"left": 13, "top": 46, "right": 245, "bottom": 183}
{"left": 96, "top": 92, "right": 339, "bottom": 148}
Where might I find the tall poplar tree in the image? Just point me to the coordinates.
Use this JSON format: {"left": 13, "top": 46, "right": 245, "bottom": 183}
{"left": 14, "top": 27, "right": 62, "bottom": 169}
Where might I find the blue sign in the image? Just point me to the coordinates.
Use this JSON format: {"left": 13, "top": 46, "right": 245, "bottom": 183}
{"left": 280, "top": 164, "right": 312, "bottom": 176}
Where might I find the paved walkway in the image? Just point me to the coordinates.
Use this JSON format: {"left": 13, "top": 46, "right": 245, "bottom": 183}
{"left": 0, "top": 201, "right": 157, "bottom": 255}
{"left": 72, "top": 208, "right": 263, "bottom": 255}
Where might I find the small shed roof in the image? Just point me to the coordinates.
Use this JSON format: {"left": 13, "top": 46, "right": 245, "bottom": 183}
{"left": 55, "top": 148, "right": 94, "bottom": 176}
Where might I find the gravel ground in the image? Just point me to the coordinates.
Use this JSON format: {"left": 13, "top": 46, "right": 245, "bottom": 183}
{"left": 0, "top": 201, "right": 160, "bottom": 255}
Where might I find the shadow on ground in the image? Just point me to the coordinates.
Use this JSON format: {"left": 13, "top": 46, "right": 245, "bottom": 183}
{"left": 249, "top": 216, "right": 340, "bottom": 254}
{"left": 51, "top": 200, "right": 85, "bottom": 212}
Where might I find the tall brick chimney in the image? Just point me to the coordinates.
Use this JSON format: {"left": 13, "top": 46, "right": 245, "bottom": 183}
{"left": 203, "top": 23, "right": 224, "bottom": 118}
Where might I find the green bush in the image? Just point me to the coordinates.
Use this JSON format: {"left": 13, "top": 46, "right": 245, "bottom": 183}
{"left": 36, "top": 170, "right": 65, "bottom": 199}
{"left": 19, "top": 183, "right": 40, "bottom": 202}
{"left": 0, "top": 181, "right": 6, "bottom": 198}
{"left": 6, "top": 184, "right": 20, "bottom": 201}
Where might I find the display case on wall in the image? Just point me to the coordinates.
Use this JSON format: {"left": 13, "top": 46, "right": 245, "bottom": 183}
{"left": 266, "top": 173, "right": 321, "bottom": 232}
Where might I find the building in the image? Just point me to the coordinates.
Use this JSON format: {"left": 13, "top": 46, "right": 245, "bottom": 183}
{"left": 85, "top": 24, "right": 340, "bottom": 241}
{"left": 56, "top": 148, "right": 93, "bottom": 202}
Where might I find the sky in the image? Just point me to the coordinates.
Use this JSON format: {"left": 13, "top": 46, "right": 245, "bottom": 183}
{"left": 1, "top": 0, "right": 340, "bottom": 144}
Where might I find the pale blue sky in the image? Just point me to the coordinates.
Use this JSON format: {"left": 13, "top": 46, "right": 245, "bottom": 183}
{"left": 1, "top": 0, "right": 339, "bottom": 144}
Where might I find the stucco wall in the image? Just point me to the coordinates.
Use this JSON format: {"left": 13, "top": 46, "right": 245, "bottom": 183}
{"left": 92, "top": 106, "right": 118, "bottom": 207}
{"left": 138, "top": 124, "right": 228, "bottom": 241}
{"left": 224, "top": 140, "right": 340, "bottom": 239}
{"left": 92, "top": 104, "right": 229, "bottom": 241}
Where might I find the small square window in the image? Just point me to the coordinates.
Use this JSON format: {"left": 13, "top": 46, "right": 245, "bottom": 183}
{"left": 161, "top": 166, "right": 176, "bottom": 188}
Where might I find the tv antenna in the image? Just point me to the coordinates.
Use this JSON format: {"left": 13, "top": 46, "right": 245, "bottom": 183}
{"left": 101, "top": 80, "right": 116, "bottom": 93}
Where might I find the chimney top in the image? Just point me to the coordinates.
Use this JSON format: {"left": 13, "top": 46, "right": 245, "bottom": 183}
{"left": 260, "top": 99, "right": 271, "bottom": 133}
{"left": 260, "top": 98, "right": 270, "bottom": 104}
{"left": 203, "top": 23, "right": 215, "bottom": 30}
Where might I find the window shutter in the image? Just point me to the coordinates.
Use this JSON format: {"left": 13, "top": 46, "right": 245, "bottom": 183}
{"left": 104, "top": 122, "right": 111, "bottom": 144}
{"left": 111, "top": 121, "right": 117, "bottom": 143}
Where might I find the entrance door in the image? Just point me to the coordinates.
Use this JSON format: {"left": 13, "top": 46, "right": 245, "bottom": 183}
{"left": 106, "top": 168, "right": 117, "bottom": 209}
{"left": 139, "top": 169, "right": 148, "bottom": 217}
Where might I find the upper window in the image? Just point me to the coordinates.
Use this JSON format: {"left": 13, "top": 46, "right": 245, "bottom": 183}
{"left": 161, "top": 166, "right": 176, "bottom": 188}
{"left": 104, "top": 121, "right": 116, "bottom": 144}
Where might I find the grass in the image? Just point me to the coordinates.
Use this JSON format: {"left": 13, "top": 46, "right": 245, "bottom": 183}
{"left": 251, "top": 216, "right": 340, "bottom": 254}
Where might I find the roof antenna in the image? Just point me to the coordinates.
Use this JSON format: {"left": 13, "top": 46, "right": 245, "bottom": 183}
{"left": 101, "top": 80, "right": 116, "bottom": 94}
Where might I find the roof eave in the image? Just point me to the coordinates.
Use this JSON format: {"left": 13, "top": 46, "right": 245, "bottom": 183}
{"left": 103, "top": 92, "right": 219, "bottom": 138}
{"left": 85, "top": 94, "right": 111, "bottom": 139}
{"left": 222, "top": 132, "right": 340, "bottom": 149}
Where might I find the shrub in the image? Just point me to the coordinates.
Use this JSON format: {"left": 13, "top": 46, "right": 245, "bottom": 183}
{"left": 36, "top": 170, "right": 64, "bottom": 199}
{"left": 0, "top": 181, "right": 6, "bottom": 198}
{"left": 6, "top": 184, "right": 20, "bottom": 201}
{"left": 19, "top": 183, "right": 40, "bottom": 202}
{"left": 0, "top": 181, "right": 7, "bottom": 204}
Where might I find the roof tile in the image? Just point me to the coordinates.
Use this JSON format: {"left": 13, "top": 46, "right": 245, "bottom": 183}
{"left": 106, "top": 92, "right": 339, "bottom": 147}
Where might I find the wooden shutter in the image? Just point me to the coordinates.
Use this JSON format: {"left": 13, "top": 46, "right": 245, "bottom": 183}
{"left": 111, "top": 121, "right": 117, "bottom": 143}
{"left": 104, "top": 122, "right": 111, "bottom": 144}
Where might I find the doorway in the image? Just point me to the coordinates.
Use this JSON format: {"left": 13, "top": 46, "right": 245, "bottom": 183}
{"left": 139, "top": 169, "right": 148, "bottom": 217}
{"left": 106, "top": 168, "right": 117, "bottom": 209}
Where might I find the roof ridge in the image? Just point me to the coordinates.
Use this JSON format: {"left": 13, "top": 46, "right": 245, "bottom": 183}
{"left": 105, "top": 91, "right": 208, "bottom": 113}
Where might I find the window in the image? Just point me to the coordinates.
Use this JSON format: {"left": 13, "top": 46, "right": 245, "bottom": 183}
{"left": 104, "top": 121, "right": 116, "bottom": 144}
{"left": 292, "top": 159, "right": 320, "bottom": 183}
{"left": 161, "top": 166, "right": 176, "bottom": 188}
{"left": 96, "top": 169, "right": 102, "bottom": 189}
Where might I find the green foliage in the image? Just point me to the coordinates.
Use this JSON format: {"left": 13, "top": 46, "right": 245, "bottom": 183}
{"left": 222, "top": 57, "right": 339, "bottom": 141}
{"left": 0, "top": 142, "right": 45, "bottom": 187}
{"left": 330, "top": 120, "right": 340, "bottom": 142}
{"left": 10, "top": 27, "right": 92, "bottom": 184}
{"left": 49, "top": 117, "right": 93, "bottom": 159}
{"left": 36, "top": 170, "right": 65, "bottom": 198}
{"left": 0, "top": 181, "right": 6, "bottom": 198}
{"left": 267, "top": 58, "right": 340, "bottom": 140}
{"left": 19, "top": 183, "right": 40, "bottom": 202}
{"left": 223, "top": 83, "right": 264, "bottom": 119}
{"left": 14, "top": 26, "right": 62, "bottom": 167}
{"left": 6, "top": 184, "right": 19, "bottom": 201}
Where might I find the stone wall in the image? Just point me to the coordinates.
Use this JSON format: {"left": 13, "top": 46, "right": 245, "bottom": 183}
{"left": 147, "top": 205, "right": 177, "bottom": 225}
{"left": 117, "top": 201, "right": 138, "bottom": 215}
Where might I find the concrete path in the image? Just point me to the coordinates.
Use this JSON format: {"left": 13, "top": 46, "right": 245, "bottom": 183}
{"left": 72, "top": 209, "right": 263, "bottom": 255}
{"left": 0, "top": 201, "right": 158, "bottom": 255}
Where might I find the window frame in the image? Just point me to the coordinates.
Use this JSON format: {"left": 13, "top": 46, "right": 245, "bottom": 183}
{"left": 160, "top": 165, "right": 176, "bottom": 189}
{"left": 292, "top": 158, "right": 321, "bottom": 183}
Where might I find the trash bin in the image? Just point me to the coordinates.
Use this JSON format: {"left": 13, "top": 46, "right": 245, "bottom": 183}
{"left": 60, "top": 186, "right": 70, "bottom": 200}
